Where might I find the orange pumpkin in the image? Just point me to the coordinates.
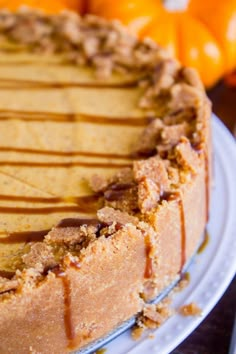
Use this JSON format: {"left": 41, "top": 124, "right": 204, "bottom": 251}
{"left": 0, "top": 0, "right": 84, "bottom": 14}
{"left": 61, "top": 0, "right": 85, "bottom": 12}
{"left": 188, "top": 0, "right": 236, "bottom": 74}
{"left": 88, "top": 0, "right": 159, "bottom": 33}
{"left": 89, "top": 0, "right": 236, "bottom": 88}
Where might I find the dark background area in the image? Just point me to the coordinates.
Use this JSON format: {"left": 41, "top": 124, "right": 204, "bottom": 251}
{"left": 172, "top": 81, "right": 236, "bottom": 354}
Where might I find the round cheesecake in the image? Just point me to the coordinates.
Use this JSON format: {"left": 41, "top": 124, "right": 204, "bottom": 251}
{"left": 0, "top": 8, "right": 211, "bottom": 354}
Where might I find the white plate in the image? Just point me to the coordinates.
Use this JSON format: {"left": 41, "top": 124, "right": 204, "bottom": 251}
{"left": 79, "top": 115, "right": 236, "bottom": 354}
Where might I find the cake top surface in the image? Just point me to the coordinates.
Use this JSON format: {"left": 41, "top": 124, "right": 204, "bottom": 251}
{"left": 0, "top": 8, "right": 209, "bottom": 287}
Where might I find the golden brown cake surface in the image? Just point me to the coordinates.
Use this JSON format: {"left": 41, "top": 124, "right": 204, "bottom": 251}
{"left": 0, "top": 9, "right": 211, "bottom": 354}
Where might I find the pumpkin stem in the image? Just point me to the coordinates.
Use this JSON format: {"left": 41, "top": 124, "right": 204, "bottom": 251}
{"left": 163, "top": 0, "right": 189, "bottom": 12}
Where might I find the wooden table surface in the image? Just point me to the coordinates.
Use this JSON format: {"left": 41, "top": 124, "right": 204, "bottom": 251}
{"left": 171, "top": 81, "right": 236, "bottom": 354}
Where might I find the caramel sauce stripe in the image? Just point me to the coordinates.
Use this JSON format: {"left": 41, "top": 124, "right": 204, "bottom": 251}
{"left": 0, "top": 147, "right": 132, "bottom": 160}
{"left": 0, "top": 193, "right": 102, "bottom": 215}
{"left": 197, "top": 231, "right": 210, "bottom": 254}
{"left": 0, "top": 193, "right": 101, "bottom": 216}
{"left": 51, "top": 268, "right": 75, "bottom": 348}
{"left": 0, "top": 161, "right": 131, "bottom": 168}
{"left": 0, "top": 78, "right": 139, "bottom": 89}
{"left": 0, "top": 270, "right": 16, "bottom": 279}
{"left": 0, "top": 194, "right": 102, "bottom": 214}
{"left": 0, "top": 205, "right": 96, "bottom": 214}
{"left": 144, "top": 235, "right": 153, "bottom": 279}
{"left": 0, "top": 229, "right": 50, "bottom": 244}
{"left": 0, "top": 110, "right": 147, "bottom": 126}
{"left": 0, "top": 194, "right": 101, "bottom": 204}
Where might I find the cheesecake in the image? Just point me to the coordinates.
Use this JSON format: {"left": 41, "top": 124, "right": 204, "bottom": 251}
{"left": 0, "top": 8, "right": 211, "bottom": 354}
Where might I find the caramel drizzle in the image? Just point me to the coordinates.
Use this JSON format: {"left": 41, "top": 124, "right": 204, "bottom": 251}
{"left": 0, "top": 205, "right": 97, "bottom": 214}
{"left": 104, "top": 183, "right": 135, "bottom": 202}
{"left": 57, "top": 217, "right": 102, "bottom": 229}
{"left": 144, "top": 235, "right": 153, "bottom": 278}
{"left": 0, "top": 146, "right": 132, "bottom": 160}
{"left": 0, "top": 194, "right": 101, "bottom": 216}
{"left": 0, "top": 78, "right": 139, "bottom": 89}
{"left": 0, "top": 270, "right": 15, "bottom": 279}
{"left": 0, "top": 110, "right": 147, "bottom": 126}
{"left": 50, "top": 222, "right": 104, "bottom": 347}
{"left": 0, "top": 194, "right": 101, "bottom": 205}
{"left": 51, "top": 267, "right": 75, "bottom": 347}
{"left": 0, "top": 161, "right": 131, "bottom": 168}
{"left": 197, "top": 230, "right": 210, "bottom": 254}
{"left": 62, "top": 276, "right": 75, "bottom": 346}
{"left": 0, "top": 229, "right": 50, "bottom": 244}
{"left": 95, "top": 349, "right": 107, "bottom": 354}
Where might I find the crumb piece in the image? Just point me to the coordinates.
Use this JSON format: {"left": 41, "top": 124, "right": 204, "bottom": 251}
{"left": 139, "top": 59, "right": 180, "bottom": 109}
{"left": 169, "top": 83, "right": 202, "bottom": 112}
{"left": 148, "top": 334, "right": 155, "bottom": 339}
{"left": 181, "top": 67, "right": 204, "bottom": 90}
{"left": 45, "top": 225, "right": 97, "bottom": 246}
{"left": 132, "top": 118, "right": 163, "bottom": 156}
{"left": 152, "top": 60, "right": 179, "bottom": 94}
{"left": 113, "top": 167, "right": 134, "bottom": 184}
{"left": 82, "top": 36, "right": 100, "bottom": 57}
{"left": 97, "top": 206, "right": 138, "bottom": 225}
{"left": 163, "top": 107, "right": 196, "bottom": 126}
{"left": 104, "top": 184, "right": 138, "bottom": 214}
{"left": 18, "top": 267, "right": 44, "bottom": 291}
{"left": 0, "top": 277, "right": 19, "bottom": 294}
{"left": 93, "top": 55, "right": 113, "bottom": 79}
{"left": 175, "top": 272, "right": 190, "bottom": 292}
{"left": 167, "top": 166, "right": 180, "bottom": 185}
{"left": 133, "top": 297, "right": 173, "bottom": 338}
{"left": 143, "top": 299, "right": 173, "bottom": 327}
{"left": 175, "top": 137, "right": 200, "bottom": 173}
{"left": 193, "top": 99, "right": 211, "bottom": 146}
{"left": 59, "top": 11, "right": 81, "bottom": 44}
{"left": 134, "top": 156, "right": 169, "bottom": 191}
{"left": 90, "top": 169, "right": 134, "bottom": 194}
{"left": 138, "top": 178, "right": 161, "bottom": 213}
{"left": 131, "top": 326, "right": 145, "bottom": 340}
{"left": 8, "top": 11, "right": 53, "bottom": 45}
{"left": 99, "top": 223, "right": 118, "bottom": 238}
{"left": 142, "top": 280, "right": 158, "bottom": 301}
{"left": 89, "top": 174, "right": 109, "bottom": 193}
{"left": 179, "top": 302, "right": 202, "bottom": 316}
{"left": 161, "top": 122, "right": 189, "bottom": 146}
{"left": 155, "top": 143, "right": 172, "bottom": 156}
{"left": 146, "top": 59, "right": 180, "bottom": 96}
{"left": 22, "top": 243, "right": 56, "bottom": 272}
